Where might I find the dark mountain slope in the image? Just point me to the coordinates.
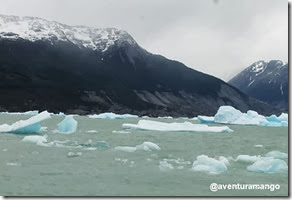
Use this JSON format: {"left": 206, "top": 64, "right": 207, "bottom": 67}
{"left": 0, "top": 15, "right": 279, "bottom": 116}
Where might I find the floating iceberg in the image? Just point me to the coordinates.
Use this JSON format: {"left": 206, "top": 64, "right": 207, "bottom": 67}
{"left": 191, "top": 155, "right": 228, "bottom": 174}
{"left": 57, "top": 115, "right": 77, "bottom": 134}
{"left": 247, "top": 158, "right": 288, "bottom": 174}
{"left": 235, "top": 155, "right": 261, "bottom": 163}
{"left": 197, "top": 116, "right": 215, "bottom": 124}
{"left": 123, "top": 120, "right": 232, "bottom": 133}
{"left": 0, "top": 110, "right": 39, "bottom": 115}
{"left": 22, "top": 135, "right": 47, "bottom": 146}
{"left": 114, "top": 141, "right": 161, "bottom": 152}
{"left": 266, "top": 151, "right": 288, "bottom": 159}
{"left": 88, "top": 112, "right": 138, "bottom": 119}
{"left": 213, "top": 106, "right": 288, "bottom": 127}
{"left": 158, "top": 116, "right": 173, "bottom": 119}
{"left": 0, "top": 111, "right": 51, "bottom": 134}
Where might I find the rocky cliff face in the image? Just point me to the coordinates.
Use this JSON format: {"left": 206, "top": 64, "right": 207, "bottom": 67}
{"left": 0, "top": 14, "right": 279, "bottom": 116}
{"left": 229, "top": 60, "right": 288, "bottom": 112}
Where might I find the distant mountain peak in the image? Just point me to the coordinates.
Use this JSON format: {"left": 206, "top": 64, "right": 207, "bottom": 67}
{"left": 229, "top": 60, "right": 288, "bottom": 111}
{"left": 0, "top": 14, "right": 137, "bottom": 52}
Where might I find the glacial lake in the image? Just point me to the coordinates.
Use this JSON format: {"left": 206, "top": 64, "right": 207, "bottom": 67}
{"left": 0, "top": 114, "right": 288, "bottom": 196}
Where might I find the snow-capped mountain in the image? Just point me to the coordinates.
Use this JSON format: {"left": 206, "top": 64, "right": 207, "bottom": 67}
{"left": 229, "top": 60, "right": 288, "bottom": 111}
{"left": 0, "top": 14, "right": 279, "bottom": 116}
{"left": 0, "top": 14, "right": 137, "bottom": 52}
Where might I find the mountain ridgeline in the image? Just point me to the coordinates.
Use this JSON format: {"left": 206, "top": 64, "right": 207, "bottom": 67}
{"left": 0, "top": 14, "right": 279, "bottom": 117}
{"left": 229, "top": 60, "right": 288, "bottom": 112}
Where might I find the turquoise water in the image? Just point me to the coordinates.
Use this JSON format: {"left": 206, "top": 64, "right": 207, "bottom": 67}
{"left": 0, "top": 114, "right": 288, "bottom": 196}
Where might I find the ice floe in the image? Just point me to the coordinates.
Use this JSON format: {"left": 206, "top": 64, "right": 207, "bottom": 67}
{"left": 88, "top": 112, "right": 138, "bottom": 119}
{"left": 57, "top": 115, "right": 77, "bottom": 134}
{"left": 114, "top": 141, "right": 161, "bottom": 152}
{"left": 122, "top": 120, "right": 232, "bottom": 133}
{"left": 247, "top": 158, "right": 288, "bottom": 174}
{"left": 213, "top": 106, "right": 288, "bottom": 127}
{"left": 197, "top": 116, "right": 215, "bottom": 124}
{"left": 0, "top": 111, "right": 51, "bottom": 134}
{"left": 266, "top": 151, "right": 288, "bottom": 159}
{"left": 191, "top": 155, "right": 228, "bottom": 174}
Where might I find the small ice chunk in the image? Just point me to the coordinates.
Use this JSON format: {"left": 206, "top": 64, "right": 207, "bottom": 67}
{"left": 57, "top": 115, "right": 77, "bottom": 134}
{"left": 6, "top": 162, "right": 21, "bottom": 166}
{"left": 266, "top": 151, "right": 288, "bottom": 159}
{"left": 114, "top": 141, "right": 160, "bottom": 152}
{"left": 129, "top": 161, "right": 135, "bottom": 167}
{"left": 112, "top": 130, "right": 131, "bottom": 134}
{"left": 88, "top": 113, "right": 138, "bottom": 119}
{"left": 22, "top": 135, "right": 47, "bottom": 146}
{"left": 135, "top": 142, "right": 161, "bottom": 151}
{"left": 0, "top": 111, "right": 51, "bottom": 134}
{"left": 247, "top": 158, "right": 288, "bottom": 174}
{"left": 191, "top": 155, "right": 228, "bottom": 174}
{"left": 254, "top": 145, "right": 263, "bottom": 148}
{"left": 235, "top": 155, "right": 261, "bottom": 163}
{"left": 197, "top": 116, "right": 215, "bottom": 124}
{"left": 67, "top": 152, "right": 82, "bottom": 157}
{"left": 159, "top": 160, "right": 174, "bottom": 171}
{"left": 123, "top": 120, "right": 232, "bottom": 133}
{"left": 86, "top": 130, "right": 98, "bottom": 133}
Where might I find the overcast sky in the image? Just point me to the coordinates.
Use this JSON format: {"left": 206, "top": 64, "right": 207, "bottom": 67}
{"left": 0, "top": 0, "right": 288, "bottom": 81}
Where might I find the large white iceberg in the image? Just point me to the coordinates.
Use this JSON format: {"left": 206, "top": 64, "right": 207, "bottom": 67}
{"left": 122, "top": 120, "right": 232, "bottom": 133}
{"left": 191, "top": 155, "right": 228, "bottom": 174}
{"left": 114, "top": 141, "right": 161, "bottom": 152}
{"left": 197, "top": 116, "right": 215, "bottom": 124}
{"left": 247, "top": 158, "right": 288, "bottom": 174}
{"left": 57, "top": 115, "right": 77, "bottom": 134}
{"left": 213, "top": 106, "right": 288, "bottom": 127}
{"left": 88, "top": 112, "right": 138, "bottom": 119}
{"left": 0, "top": 111, "right": 51, "bottom": 134}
